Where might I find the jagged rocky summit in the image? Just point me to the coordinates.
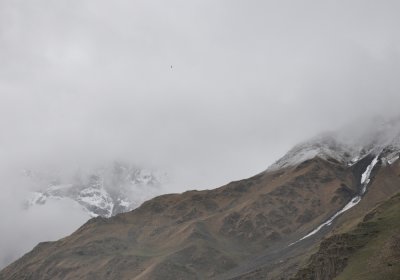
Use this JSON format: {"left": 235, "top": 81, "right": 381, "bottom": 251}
{"left": 24, "top": 162, "right": 167, "bottom": 217}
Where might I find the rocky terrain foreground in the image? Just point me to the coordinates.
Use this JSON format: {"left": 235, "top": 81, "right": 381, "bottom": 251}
{"left": 1, "top": 121, "right": 400, "bottom": 280}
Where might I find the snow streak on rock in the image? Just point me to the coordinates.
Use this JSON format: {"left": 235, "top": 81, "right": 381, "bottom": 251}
{"left": 360, "top": 156, "right": 378, "bottom": 193}
{"left": 290, "top": 155, "right": 379, "bottom": 246}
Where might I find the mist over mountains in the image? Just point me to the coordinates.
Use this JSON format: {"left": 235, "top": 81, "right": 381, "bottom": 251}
{"left": 0, "top": 160, "right": 168, "bottom": 269}
{"left": 1, "top": 116, "right": 400, "bottom": 270}
{"left": 1, "top": 0, "right": 400, "bottom": 278}
{"left": 269, "top": 116, "right": 400, "bottom": 171}
{"left": 1, "top": 116, "right": 400, "bottom": 279}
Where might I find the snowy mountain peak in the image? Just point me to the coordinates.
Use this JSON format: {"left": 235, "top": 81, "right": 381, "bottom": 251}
{"left": 25, "top": 162, "right": 168, "bottom": 218}
{"left": 268, "top": 117, "right": 400, "bottom": 171}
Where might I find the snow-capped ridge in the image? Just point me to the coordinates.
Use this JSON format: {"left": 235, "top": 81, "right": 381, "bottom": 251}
{"left": 25, "top": 162, "right": 168, "bottom": 218}
{"left": 268, "top": 117, "right": 400, "bottom": 172}
{"left": 268, "top": 134, "right": 358, "bottom": 171}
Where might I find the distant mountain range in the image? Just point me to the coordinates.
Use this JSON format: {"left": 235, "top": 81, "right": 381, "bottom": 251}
{"left": 2, "top": 118, "right": 400, "bottom": 280}
{"left": 23, "top": 162, "right": 168, "bottom": 217}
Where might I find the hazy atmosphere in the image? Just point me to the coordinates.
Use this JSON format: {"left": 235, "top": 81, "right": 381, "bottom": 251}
{"left": 1, "top": 0, "right": 400, "bottom": 268}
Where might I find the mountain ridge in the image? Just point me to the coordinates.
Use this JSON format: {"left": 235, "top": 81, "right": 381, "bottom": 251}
{"left": 2, "top": 118, "right": 400, "bottom": 279}
{"left": 268, "top": 117, "right": 400, "bottom": 172}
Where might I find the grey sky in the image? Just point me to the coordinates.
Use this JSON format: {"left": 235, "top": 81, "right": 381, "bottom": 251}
{"left": 1, "top": 0, "right": 400, "bottom": 188}
{"left": 1, "top": 0, "right": 400, "bottom": 269}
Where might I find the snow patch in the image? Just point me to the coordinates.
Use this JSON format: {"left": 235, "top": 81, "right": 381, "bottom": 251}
{"left": 382, "top": 151, "right": 400, "bottom": 166}
{"left": 388, "top": 155, "right": 399, "bottom": 165}
{"left": 118, "top": 199, "right": 130, "bottom": 208}
{"left": 360, "top": 156, "right": 379, "bottom": 193}
{"left": 361, "top": 157, "right": 378, "bottom": 186}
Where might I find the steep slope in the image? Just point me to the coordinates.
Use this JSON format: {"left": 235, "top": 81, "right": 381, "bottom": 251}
{"left": 2, "top": 153, "right": 399, "bottom": 280}
{"left": 215, "top": 156, "right": 400, "bottom": 280}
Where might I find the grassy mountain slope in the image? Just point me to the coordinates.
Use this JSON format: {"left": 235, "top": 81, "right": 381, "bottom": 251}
{"left": 292, "top": 192, "right": 400, "bottom": 280}
{"left": 335, "top": 193, "right": 400, "bottom": 280}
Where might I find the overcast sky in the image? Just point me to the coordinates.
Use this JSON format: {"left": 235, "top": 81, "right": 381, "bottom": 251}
{"left": 1, "top": 0, "right": 400, "bottom": 189}
{"left": 1, "top": 0, "right": 400, "bottom": 268}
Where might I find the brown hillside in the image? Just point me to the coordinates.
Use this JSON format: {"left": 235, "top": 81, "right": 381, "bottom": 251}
{"left": 1, "top": 156, "right": 400, "bottom": 280}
